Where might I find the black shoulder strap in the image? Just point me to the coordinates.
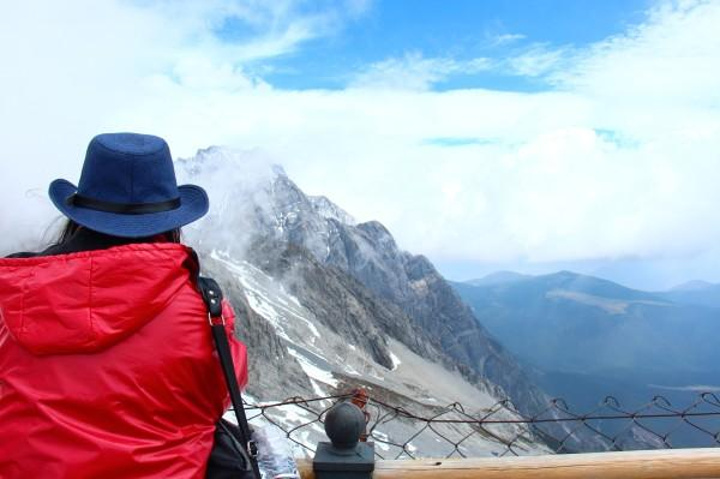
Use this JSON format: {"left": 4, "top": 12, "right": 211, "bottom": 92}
{"left": 197, "top": 276, "right": 261, "bottom": 479}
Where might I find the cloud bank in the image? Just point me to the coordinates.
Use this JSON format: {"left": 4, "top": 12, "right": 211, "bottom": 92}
{"left": 1, "top": 0, "right": 718, "bottom": 287}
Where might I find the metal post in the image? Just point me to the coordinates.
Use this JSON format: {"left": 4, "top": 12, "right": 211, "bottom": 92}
{"left": 313, "top": 401, "right": 375, "bottom": 479}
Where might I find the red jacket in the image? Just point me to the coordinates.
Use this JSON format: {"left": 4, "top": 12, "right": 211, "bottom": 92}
{"left": 0, "top": 243, "right": 247, "bottom": 478}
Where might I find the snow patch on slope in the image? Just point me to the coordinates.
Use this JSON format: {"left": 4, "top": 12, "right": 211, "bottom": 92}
{"left": 389, "top": 352, "right": 402, "bottom": 371}
{"left": 211, "top": 250, "right": 321, "bottom": 343}
{"left": 208, "top": 251, "right": 552, "bottom": 458}
{"left": 309, "top": 195, "right": 356, "bottom": 225}
{"left": 287, "top": 347, "right": 338, "bottom": 388}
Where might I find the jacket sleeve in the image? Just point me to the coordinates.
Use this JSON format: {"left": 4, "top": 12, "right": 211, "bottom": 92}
{"left": 222, "top": 299, "right": 249, "bottom": 390}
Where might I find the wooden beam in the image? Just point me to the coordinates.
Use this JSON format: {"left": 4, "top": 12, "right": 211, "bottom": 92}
{"left": 298, "top": 448, "right": 720, "bottom": 479}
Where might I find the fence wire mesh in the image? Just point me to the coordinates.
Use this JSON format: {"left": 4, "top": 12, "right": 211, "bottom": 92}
{"left": 232, "top": 389, "right": 720, "bottom": 459}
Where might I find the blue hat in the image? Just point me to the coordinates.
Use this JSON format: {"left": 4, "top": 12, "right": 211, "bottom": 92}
{"left": 49, "top": 133, "right": 209, "bottom": 238}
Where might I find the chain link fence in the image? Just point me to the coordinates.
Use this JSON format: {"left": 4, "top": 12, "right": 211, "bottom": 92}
{"left": 231, "top": 389, "right": 720, "bottom": 459}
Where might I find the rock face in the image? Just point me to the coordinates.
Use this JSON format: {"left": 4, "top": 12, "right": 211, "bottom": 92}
{"left": 249, "top": 239, "right": 397, "bottom": 370}
{"left": 202, "top": 253, "right": 314, "bottom": 399}
{"left": 233, "top": 166, "right": 549, "bottom": 414}
{"left": 177, "top": 147, "right": 609, "bottom": 453}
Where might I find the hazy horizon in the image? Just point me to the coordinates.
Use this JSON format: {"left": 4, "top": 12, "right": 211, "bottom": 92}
{"left": 436, "top": 255, "right": 720, "bottom": 292}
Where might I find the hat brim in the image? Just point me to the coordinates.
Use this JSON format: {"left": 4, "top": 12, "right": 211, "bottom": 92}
{"left": 49, "top": 179, "right": 209, "bottom": 238}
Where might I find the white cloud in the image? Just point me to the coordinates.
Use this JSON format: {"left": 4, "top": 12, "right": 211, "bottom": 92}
{"left": 554, "top": 0, "right": 720, "bottom": 99}
{"left": 137, "top": 0, "right": 372, "bottom": 62}
{"left": 351, "top": 52, "right": 493, "bottom": 91}
{"left": 506, "top": 45, "right": 571, "bottom": 77}
{"left": 1, "top": 0, "right": 719, "bottom": 287}
{"left": 490, "top": 33, "right": 526, "bottom": 46}
{"left": 0, "top": 0, "right": 364, "bottom": 248}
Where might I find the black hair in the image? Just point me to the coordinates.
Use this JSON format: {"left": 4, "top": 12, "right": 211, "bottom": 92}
{"left": 55, "top": 219, "right": 83, "bottom": 245}
{"left": 52, "top": 219, "right": 182, "bottom": 248}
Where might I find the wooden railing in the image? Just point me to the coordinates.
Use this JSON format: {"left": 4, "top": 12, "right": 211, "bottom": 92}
{"left": 297, "top": 448, "right": 720, "bottom": 478}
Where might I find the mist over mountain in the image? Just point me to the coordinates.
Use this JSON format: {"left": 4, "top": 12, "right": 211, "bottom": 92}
{"left": 465, "top": 271, "right": 532, "bottom": 287}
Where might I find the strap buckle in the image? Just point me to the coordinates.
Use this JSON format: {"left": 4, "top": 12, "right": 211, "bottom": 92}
{"left": 208, "top": 313, "right": 226, "bottom": 326}
{"left": 247, "top": 439, "right": 258, "bottom": 458}
{"left": 198, "top": 276, "right": 224, "bottom": 318}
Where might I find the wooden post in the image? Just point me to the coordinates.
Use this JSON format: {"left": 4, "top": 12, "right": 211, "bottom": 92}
{"left": 298, "top": 448, "right": 720, "bottom": 479}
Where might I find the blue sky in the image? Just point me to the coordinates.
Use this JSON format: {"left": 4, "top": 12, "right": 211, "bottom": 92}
{"left": 226, "top": 0, "right": 651, "bottom": 91}
{"left": 1, "top": 0, "right": 720, "bottom": 290}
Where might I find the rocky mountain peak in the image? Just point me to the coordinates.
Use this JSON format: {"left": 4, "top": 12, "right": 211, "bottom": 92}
{"left": 309, "top": 195, "right": 356, "bottom": 226}
{"left": 178, "top": 146, "right": 597, "bottom": 451}
{"left": 356, "top": 220, "right": 397, "bottom": 249}
{"left": 271, "top": 164, "right": 288, "bottom": 177}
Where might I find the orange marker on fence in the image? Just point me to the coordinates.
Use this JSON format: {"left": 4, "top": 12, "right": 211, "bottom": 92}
{"left": 351, "top": 388, "right": 371, "bottom": 442}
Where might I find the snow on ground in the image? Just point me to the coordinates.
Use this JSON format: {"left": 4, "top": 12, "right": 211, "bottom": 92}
{"left": 389, "top": 351, "right": 402, "bottom": 371}
{"left": 308, "top": 379, "right": 327, "bottom": 397}
{"left": 343, "top": 363, "right": 362, "bottom": 376}
{"left": 383, "top": 339, "right": 498, "bottom": 409}
{"left": 211, "top": 250, "right": 321, "bottom": 343}
{"left": 287, "top": 347, "right": 338, "bottom": 388}
{"left": 210, "top": 250, "right": 552, "bottom": 457}
{"left": 372, "top": 430, "right": 392, "bottom": 453}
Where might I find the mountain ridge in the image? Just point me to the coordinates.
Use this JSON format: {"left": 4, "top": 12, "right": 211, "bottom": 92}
{"left": 177, "top": 146, "right": 650, "bottom": 452}
{"left": 453, "top": 269, "right": 720, "bottom": 447}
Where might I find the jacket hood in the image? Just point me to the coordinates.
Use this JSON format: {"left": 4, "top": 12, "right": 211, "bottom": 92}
{"left": 0, "top": 243, "right": 197, "bottom": 355}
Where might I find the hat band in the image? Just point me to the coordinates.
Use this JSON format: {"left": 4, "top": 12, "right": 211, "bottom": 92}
{"left": 69, "top": 194, "right": 181, "bottom": 215}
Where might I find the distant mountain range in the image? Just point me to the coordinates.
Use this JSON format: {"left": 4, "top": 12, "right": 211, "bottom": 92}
{"left": 453, "top": 270, "right": 720, "bottom": 375}
{"left": 464, "top": 271, "right": 533, "bottom": 287}
{"left": 658, "top": 280, "right": 720, "bottom": 309}
{"left": 452, "top": 271, "right": 720, "bottom": 447}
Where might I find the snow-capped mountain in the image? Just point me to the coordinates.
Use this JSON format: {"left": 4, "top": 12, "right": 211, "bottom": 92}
{"left": 176, "top": 147, "right": 618, "bottom": 455}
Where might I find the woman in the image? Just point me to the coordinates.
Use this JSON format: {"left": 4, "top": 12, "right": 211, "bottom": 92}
{"left": 0, "top": 133, "right": 247, "bottom": 478}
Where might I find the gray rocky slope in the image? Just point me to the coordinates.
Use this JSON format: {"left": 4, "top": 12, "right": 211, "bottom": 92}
{"left": 177, "top": 147, "right": 614, "bottom": 454}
